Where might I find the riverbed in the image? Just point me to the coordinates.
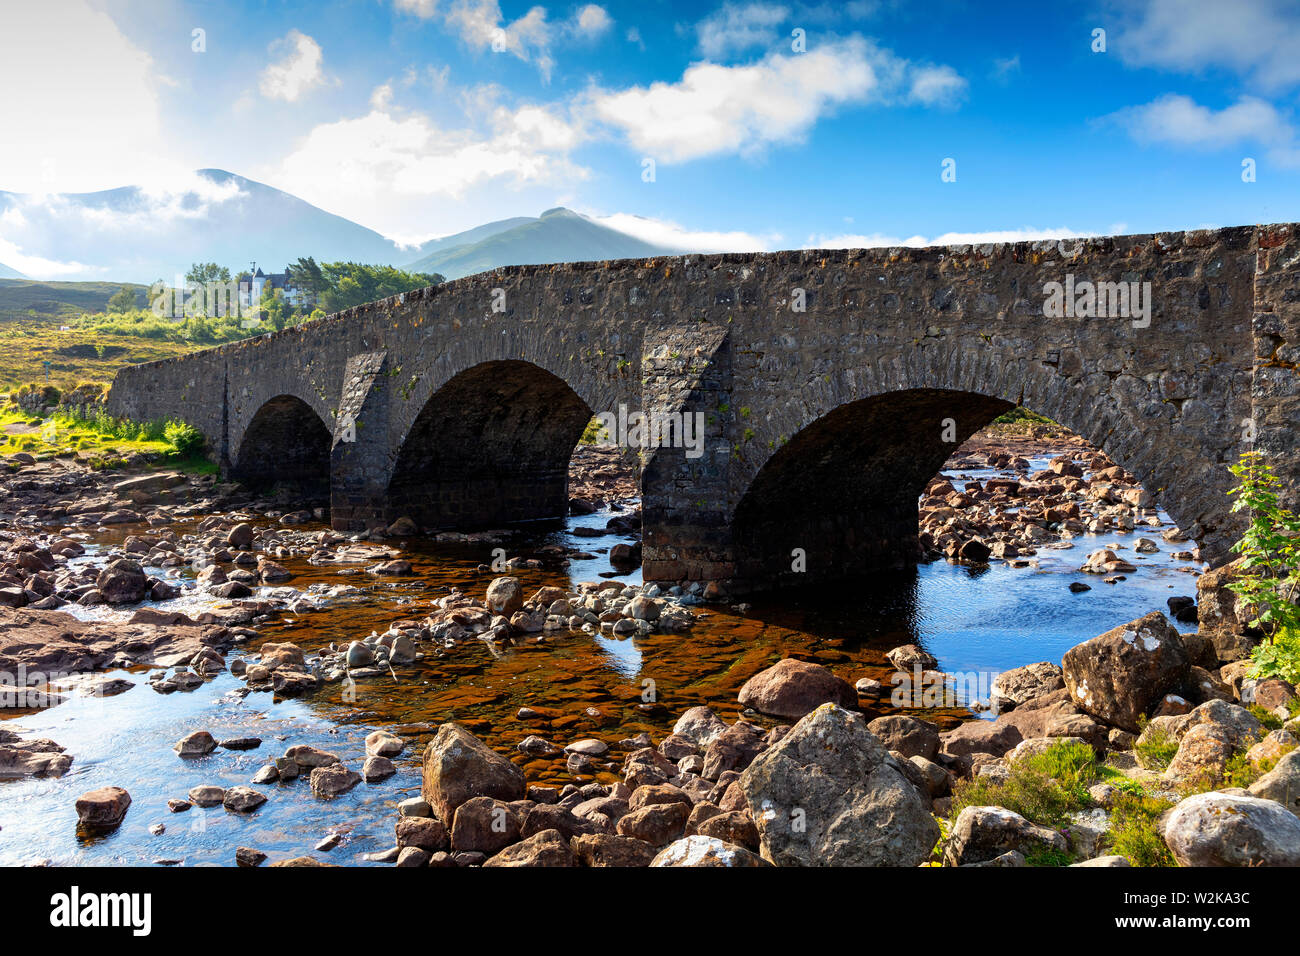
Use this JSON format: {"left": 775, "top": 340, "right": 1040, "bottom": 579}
{"left": 0, "top": 456, "right": 1202, "bottom": 866}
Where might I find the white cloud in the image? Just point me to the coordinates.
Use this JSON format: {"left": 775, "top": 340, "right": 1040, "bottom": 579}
{"left": 1110, "top": 94, "right": 1293, "bottom": 148}
{"left": 0, "top": 236, "right": 94, "bottom": 279}
{"left": 573, "top": 4, "right": 613, "bottom": 39}
{"left": 394, "top": 0, "right": 439, "bottom": 15}
{"left": 588, "top": 36, "right": 966, "bottom": 163}
{"left": 0, "top": 1, "right": 181, "bottom": 193}
{"left": 590, "top": 212, "right": 780, "bottom": 252}
{"left": 1107, "top": 93, "right": 1300, "bottom": 168}
{"left": 991, "top": 55, "right": 1020, "bottom": 82}
{"left": 809, "top": 226, "right": 1097, "bottom": 249}
{"left": 273, "top": 92, "right": 587, "bottom": 235}
{"left": 907, "top": 64, "right": 966, "bottom": 107}
{"left": 1111, "top": 0, "right": 1300, "bottom": 89}
{"left": 259, "top": 30, "right": 328, "bottom": 102}
{"left": 696, "top": 2, "right": 790, "bottom": 58}
{"left": 444, "top": 0, "right": 555, "bottom": 79}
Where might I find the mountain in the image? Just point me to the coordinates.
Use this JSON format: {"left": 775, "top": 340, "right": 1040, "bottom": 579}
{"left": 0, "top": 170, "right": 682, "bottom": 285}
{"left": 0, "top": 169, "right": 416, "bottom": 284}
{"left": 0, "top": 262, "right": 24, "bottom": 279}
{"left": 404, "top": 207, "right": 677, "bottom": 279}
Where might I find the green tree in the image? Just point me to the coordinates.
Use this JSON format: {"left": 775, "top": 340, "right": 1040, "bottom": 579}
{"left": 185, "top": 262, "right": 231, "bottom": 285}
{"left": 259, "top": 285, "right": 287, "bottom": 331}
{"left": 316, "top": 261, "right": 443, "bottom": 312}
{"left": 184, "top": 262, "right": 233, "bottom": 318}
{"left": 106, "top": 285, "right": 139, "bottom": 313}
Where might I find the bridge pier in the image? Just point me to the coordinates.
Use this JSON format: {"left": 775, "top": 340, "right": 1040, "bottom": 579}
{"left": 330, "top": 350, "right": 393, "bottom": 531}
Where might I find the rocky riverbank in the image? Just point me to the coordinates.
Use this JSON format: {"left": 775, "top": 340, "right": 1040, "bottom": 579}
{"left": 329, "top": 598, "right": 1297, "bottom": 869}
{"left": 3, "top": 430, "right": 1294, "bottom": 867}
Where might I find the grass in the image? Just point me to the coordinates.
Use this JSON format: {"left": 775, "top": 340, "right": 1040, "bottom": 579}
{"left": 0, "top": 403, "right": 214, "bottom": 472}
{"left": 1134, "top": 717, "right": 1180, "bottom": 771}
{"left": 950, "top": 739, "right": 1099, "bottom": 830}
{"left": 1250, "top": 704, "right": 1284, "bottom": 731}
{"left": 1106, "top": 792, "right": 1176, "bottom": 867}
{"left": 0, "top": 315, "right": 197, "bottom": 391}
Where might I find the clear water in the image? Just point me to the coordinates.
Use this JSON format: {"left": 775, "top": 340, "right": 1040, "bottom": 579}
{"left": 0, "top": 463, "right": 1199, "bottom": 866}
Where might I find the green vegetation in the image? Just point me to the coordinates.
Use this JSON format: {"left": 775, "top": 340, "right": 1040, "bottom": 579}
{"left": 1227, "top": 451, "right": 1300, "bottom": 684}
{"left": 1133, "top": 717, "right": 1179, "bottom": 771}
{"left": 950, "top": 739, "right": 1098, "bottom": 830}
{"left": 580, "top": 415, "right": 610, "bottom": 444}
{"left": 0, "top": 277, "right": 150, "bottom": 321}
{"left": 991, "top": 406, "right": 1058, "bottom": 426}
{"left": 287, "top": 257, "right": 443, "bottom": 313}
{"left": 1106, "top": 792, "right": 1176, "bottom": 867}
{"left": 0, "top": 314, "right": 196, "bottom": 389}
{"left": 0, "top": 403, "right": 212, "bottom": 472}
{"left": 1250, "top": 704, "right": 1285, "bottom": 731}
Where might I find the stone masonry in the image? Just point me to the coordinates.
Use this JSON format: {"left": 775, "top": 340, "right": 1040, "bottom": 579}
{"left": 106, "top": 223, "right": 1300, "bottom": 591}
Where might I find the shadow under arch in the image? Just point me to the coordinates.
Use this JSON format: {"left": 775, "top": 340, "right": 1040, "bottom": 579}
{"left": 230, "top": 394, "right": 332, "bottom": 495}
{"left": 730, "top": 387, "right": 1014, "bottom": 589}
{"left": 386, "top": 359, "right": 594, "bottom": 530}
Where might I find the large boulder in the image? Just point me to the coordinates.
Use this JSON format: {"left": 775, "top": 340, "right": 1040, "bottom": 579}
{"left": 75, "top": 786, "right": 131, "bottom": 829}
{"left": 1249, "top": 749, "right": 1300, "bottom": 817}
{"left": 1061, "top": 612, "right": 1190, "bottom": 732}
{"left": 572, "top": 833, "right": 659, "bottom": 867}
{"left": 991, "top": 662, "right": 1065, "bottom": 712}
{"left": 672, "top": 706, "right": 729, "bottom": 747}
{"left": 484, "top": 829, "right": 575, "bottom": 867}
{"left": 451, "top": 797, "right": 522, "bottom": 855}
{"left": 739, "top": 703, "right": 938, "bottom": 867}
{"left": 422, "top": 723, "right": 526, "bottom": 822}
{"left": 940, "top": 719, "right": 1023, "bottom": 760}
{"left": 867, "top": 715, "right": 940, "bottom": 760}
{"left": 997, "top": 689, "right": 1108, "bottom": 752}
{"left": 944, "top": 806, "right": 1069, "bottom": 866}
{"left": 737, "top": 658, "right": 856, "bottom": 720}
{"left": 1195, "top": 559, "right": 1259, "bottom": 661}
{"left": 1163, "top": 792, "right": 1300, "bottom": 867}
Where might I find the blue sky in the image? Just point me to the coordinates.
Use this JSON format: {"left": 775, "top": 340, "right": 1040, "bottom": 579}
{"left": 2, "top": 0, "right": 1299, "bottom": 273}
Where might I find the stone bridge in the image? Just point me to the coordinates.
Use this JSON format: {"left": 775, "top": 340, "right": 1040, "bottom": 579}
{"left": 107, "top": 222, "right": 1300, "bottom": 591}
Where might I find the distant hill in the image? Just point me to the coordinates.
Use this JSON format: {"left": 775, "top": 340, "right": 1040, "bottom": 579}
{"left": 0, "top": 278, "right": 147, "bottom": 319}
{"left": 0, "top": 169, "right": 416, "bottom": 284}
{"left": 404, "top": 207, "right": 676, "bottom": 279}
{"left": 0, "top": 263, "right": 24, "bottom": 280}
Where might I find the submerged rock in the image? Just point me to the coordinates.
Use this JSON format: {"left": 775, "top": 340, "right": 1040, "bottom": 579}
{"left": 737, "top": 658, "right": 856, "bottom": 720}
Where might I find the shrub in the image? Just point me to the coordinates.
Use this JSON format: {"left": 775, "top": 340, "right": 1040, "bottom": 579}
{"left": 579, "top": 415, "right": 610, "bottom": 445}
{"left": 164, "top": 420, "right": 204, "bottom": 457}
{"left": 1134, "top": 717, "right": 1179, "bottom": 771}
{"left": 1227, "top": 452, "right": 1300, "bottom": 684}
{"left": 1106, "top": 792, "right": 1176, "bottom": 867}
{"left": 950, "top": 740, "right": 1099, "bottom": 829}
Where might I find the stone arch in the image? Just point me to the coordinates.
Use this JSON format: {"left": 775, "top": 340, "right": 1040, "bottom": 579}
{"left": 727, "top": 342, "right": 1240, "bottom": 588}
{"left": 385, "top": 359, "right": 599, "bottom": 530}
{"left": 231, "top": 394, "right": 332, "bottom": 491}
